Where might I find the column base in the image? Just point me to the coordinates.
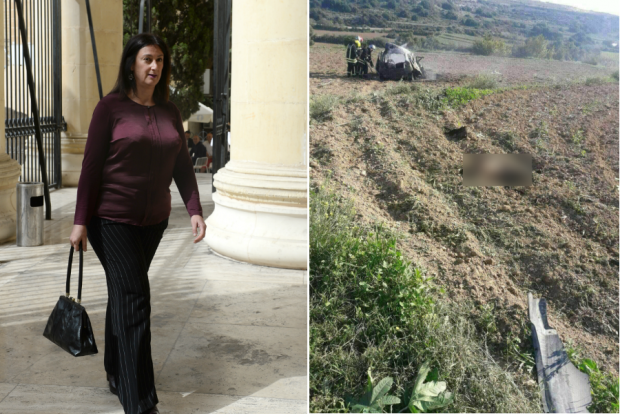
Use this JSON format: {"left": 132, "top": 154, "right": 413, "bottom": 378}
{"left": 0, "top": 153, "right": 22, "bottom": 243}
{"left": 61, "top": 133, "right": 87, "bottom": 187}
{"left": 205, "top": 161, "right": 307, "bottom": 270}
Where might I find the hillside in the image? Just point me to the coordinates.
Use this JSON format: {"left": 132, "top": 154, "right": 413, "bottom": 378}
{"left": 311, "top": 0, "right": 619, "bottom": 65}
{"left": 309, "top": 43, "right": 619, "bottom": 412}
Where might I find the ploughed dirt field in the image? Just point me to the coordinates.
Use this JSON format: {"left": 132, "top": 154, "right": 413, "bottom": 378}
{"left": 311, "top": 43, "right": 619, "bottom": 95}
{"left": 310, "top": 43, "right": 619, "bottom": 375}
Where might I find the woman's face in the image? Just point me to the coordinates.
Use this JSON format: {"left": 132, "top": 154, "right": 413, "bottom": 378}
{"left": 130, "top": 45, "right": 164, "bottom": 91}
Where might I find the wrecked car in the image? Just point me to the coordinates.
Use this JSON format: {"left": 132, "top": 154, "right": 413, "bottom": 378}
{"left": 375, "top": 42, "right": 425, "bottom": 81}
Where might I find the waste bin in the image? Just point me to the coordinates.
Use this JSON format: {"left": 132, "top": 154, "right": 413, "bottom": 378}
{"left": 16, "top": 182, "right": 44, "bottom": 247}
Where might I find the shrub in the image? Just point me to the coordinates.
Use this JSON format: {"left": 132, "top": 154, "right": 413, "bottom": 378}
{"left": 442, "top": 2, "right": 455, "bottom": 10}
{"left": 582, "top": 56, "right": 599, "bottom": 66}
{"left": 468, "top": 74, "right": 499, "bottom": 89}
{"left": 612, "top": 70, "right": 619, "bottom": 81}
{"left": 462, "top": 17, "right": 479, "bottom": 27}
{"left": 584, "top": 77, "right": 606, "bottom": 85}
{"left": 310, "top": 95, "right": 339, "bottom": 122}
{"left": 472, "top": 35, "right": 507, "bottom": 56}
{"left": 512, "top": 35, "right": 549, "bottom": 59}
{"left": 443, "top": 11, "right": 458, "bottom": 20}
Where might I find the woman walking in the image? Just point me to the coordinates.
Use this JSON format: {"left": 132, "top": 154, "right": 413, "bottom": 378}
{"left": 69, "top": 33, "right": 206, "bottom": 414}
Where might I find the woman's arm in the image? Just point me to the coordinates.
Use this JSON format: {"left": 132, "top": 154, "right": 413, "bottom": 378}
{"left": 170, "top": 103, "right": 204, "bottom": 220}
{"left": 74, "top": 100, "right": 112, "bottom": 225}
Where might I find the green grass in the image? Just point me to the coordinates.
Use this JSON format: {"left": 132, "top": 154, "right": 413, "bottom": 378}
{"left": 310, "top": 184, "right": 541, "bottom": 413}
{"left": 311, "top": 95, "right": 340, "bottom": 122}
{"left": 443, "top": 87, "right": 494, "bottom": 108}
{"left": 584, "top": 77, "right": 610, "bottom": 86}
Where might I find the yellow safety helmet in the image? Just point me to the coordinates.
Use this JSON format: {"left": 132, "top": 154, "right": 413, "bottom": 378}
{"left": 355, "top": 40, "right": 361, "bottom": 48}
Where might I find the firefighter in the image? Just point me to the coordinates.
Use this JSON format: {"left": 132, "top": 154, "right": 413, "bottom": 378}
{"left": 346, "top": 36, "right": 363, "bottom": 77}
{"left": 357, "top": 44, "right": 376, "bottom": 78}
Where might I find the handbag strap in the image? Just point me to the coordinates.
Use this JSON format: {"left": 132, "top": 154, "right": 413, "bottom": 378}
{"left": 66, "top": 242, "right": 84, "bottom": 304}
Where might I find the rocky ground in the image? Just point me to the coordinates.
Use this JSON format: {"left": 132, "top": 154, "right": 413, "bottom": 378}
{"left": 310, "top": 43, "right": 619, "bottom": 375}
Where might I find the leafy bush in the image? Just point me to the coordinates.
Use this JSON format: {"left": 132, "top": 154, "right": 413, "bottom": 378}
{"left": 585, "top": 77, "right": 606, "bottom": 86}
{"left": 462, "top": 17, "right": 479, "bottom": 28}
{"left": 512, "top": 35, "right": 549, "bottom": 59}
{"left": 442, "top": 2, "right": 455, "bottom": 10}
{"left": 443, "top": 11, "right": 458, "bottom": 20}
{"left": 612, "top": 70, "right": 619, "bottom": 81}
{"left": 577, "top": 359, "right": 619, "bottom": 413}
{"left": 346, "top": 371, "right": 401, "bottom": 413}
{"left": 583, "top": 56, "right": 599, "bottom": 66}
{"left": 471, "top": 35, "right": 507, "bottom": 56}
{"left": 310, "top": 95, "right": 339, "bottom": 122}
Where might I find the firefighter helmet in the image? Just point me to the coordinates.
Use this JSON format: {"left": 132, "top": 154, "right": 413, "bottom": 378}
{"left": 354, "top": 40, "right": 361, "bottom": 48}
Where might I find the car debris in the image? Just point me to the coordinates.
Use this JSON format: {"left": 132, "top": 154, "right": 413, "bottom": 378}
{"left": 528, "top": 293, "right": 592, "bottom": 413}
{"left": 375, "top": 42, "right": 426, "bottom": 81}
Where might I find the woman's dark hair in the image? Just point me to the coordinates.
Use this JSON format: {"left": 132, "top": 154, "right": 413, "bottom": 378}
{"left": 110, "top": 33, "right": 171, "bottom": 103}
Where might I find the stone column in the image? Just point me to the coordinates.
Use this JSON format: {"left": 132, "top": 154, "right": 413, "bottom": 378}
{"left": 205, "top": 0, "right": 307, "bottom": 270}
{"left": 0, "top": 4, "right": 23, "bottom": 244}
{"left": 61, "top": 0, "right": 123, "bottom": 186}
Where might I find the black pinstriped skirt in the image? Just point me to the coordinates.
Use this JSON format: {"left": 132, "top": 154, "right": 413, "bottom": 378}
{"left": 87, "top": 216, "right": 168, "bottom": 414}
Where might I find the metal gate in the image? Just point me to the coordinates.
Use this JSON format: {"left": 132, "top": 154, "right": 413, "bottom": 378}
{"left": 211, "top": 0, "right": 231, "bottom": 190}
{"left": 4, "top": 0, "right": 64, "bottom": 188}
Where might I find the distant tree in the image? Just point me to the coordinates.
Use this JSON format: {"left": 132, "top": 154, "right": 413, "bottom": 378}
{"left": 321, "top": 0, "right": 352, "bottom": 12}
{"left": 123, "top": 0, "right": 213, "bottom": 121}
{"left": 474, "top": 7, "right": 493, "bottom": 18}
{"left": 472, "top": 35, "right": 507, "bottom": 56}
{"left": 419, "top": 0, "right": 431, "bottom": 9}
{"left": 462, "top": 17, "right": 479, "bottom": 27}
{"left": 386, "top": 0, "right": 397, "bottom": 9}
{"left": 443, "top": 11, "right": 458, "bottom": 20}
{"left": 398, "top": 8, "right": 410, "bottom": 18}
{"left": 569, "top": 32, "right": 593, "bottom": 46}
{"left": 441, "top": 2, "right": 454, "bottom": 10}
{"left": 512, "top": 35, "right": 549, "bottom": 59}
{"left": 411, "top": 14, "right": 418, "bottom": 21}
{"left": 310, "top": 26, "right": 316, "bottom": 46}
{"left": 530, "top": 23, "right": 561, "bottom": 41}
{"left": 382, "top": 10, "right": 395, "bottom": 21}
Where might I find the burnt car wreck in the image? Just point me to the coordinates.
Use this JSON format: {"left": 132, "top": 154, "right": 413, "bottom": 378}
{"left": 376, "top": 43, "right": 426, "bottom": 81}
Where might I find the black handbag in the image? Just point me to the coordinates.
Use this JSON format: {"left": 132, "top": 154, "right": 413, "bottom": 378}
{"left": 42, "top": 243, "right": 98, "bottom": 357}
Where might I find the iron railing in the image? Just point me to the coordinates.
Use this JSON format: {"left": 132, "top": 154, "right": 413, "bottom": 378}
{"left": 4, "top": 0, "right": 65, "bottom": 189}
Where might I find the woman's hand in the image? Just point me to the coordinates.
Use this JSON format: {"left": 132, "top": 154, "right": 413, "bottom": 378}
{"left": 69, "top": 225, "right": 88, "bottom": 252}
{"left": 191, "top": 215, "right": 206, "bottom": 243}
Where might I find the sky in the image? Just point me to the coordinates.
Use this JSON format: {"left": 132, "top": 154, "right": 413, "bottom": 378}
{"left": 535, "top": 0, "right": 620, "bottom": 15}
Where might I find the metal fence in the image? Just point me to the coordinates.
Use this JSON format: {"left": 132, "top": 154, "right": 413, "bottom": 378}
{"left": 4, "top": 0, "right": 64, "bottom": 188}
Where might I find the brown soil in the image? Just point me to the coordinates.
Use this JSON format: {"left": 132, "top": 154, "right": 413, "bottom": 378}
{"left": 310, "top": 44, "right": 619, "bottom": 374}
{"left": 311, "top": 43, "right": 619, "bottom": 93}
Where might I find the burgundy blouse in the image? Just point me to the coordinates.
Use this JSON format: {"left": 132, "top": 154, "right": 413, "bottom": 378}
{"left": 74, "top": 93, "right": 203, "bottom": 226}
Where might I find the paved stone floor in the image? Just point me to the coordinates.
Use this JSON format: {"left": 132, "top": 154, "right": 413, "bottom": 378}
{"left": 0, "top": 174, "right": 308, "bottom": 413}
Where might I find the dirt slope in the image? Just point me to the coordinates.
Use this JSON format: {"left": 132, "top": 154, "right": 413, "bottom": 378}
{"left": 310, "top": 45, "right": 619, "bottom": 374}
